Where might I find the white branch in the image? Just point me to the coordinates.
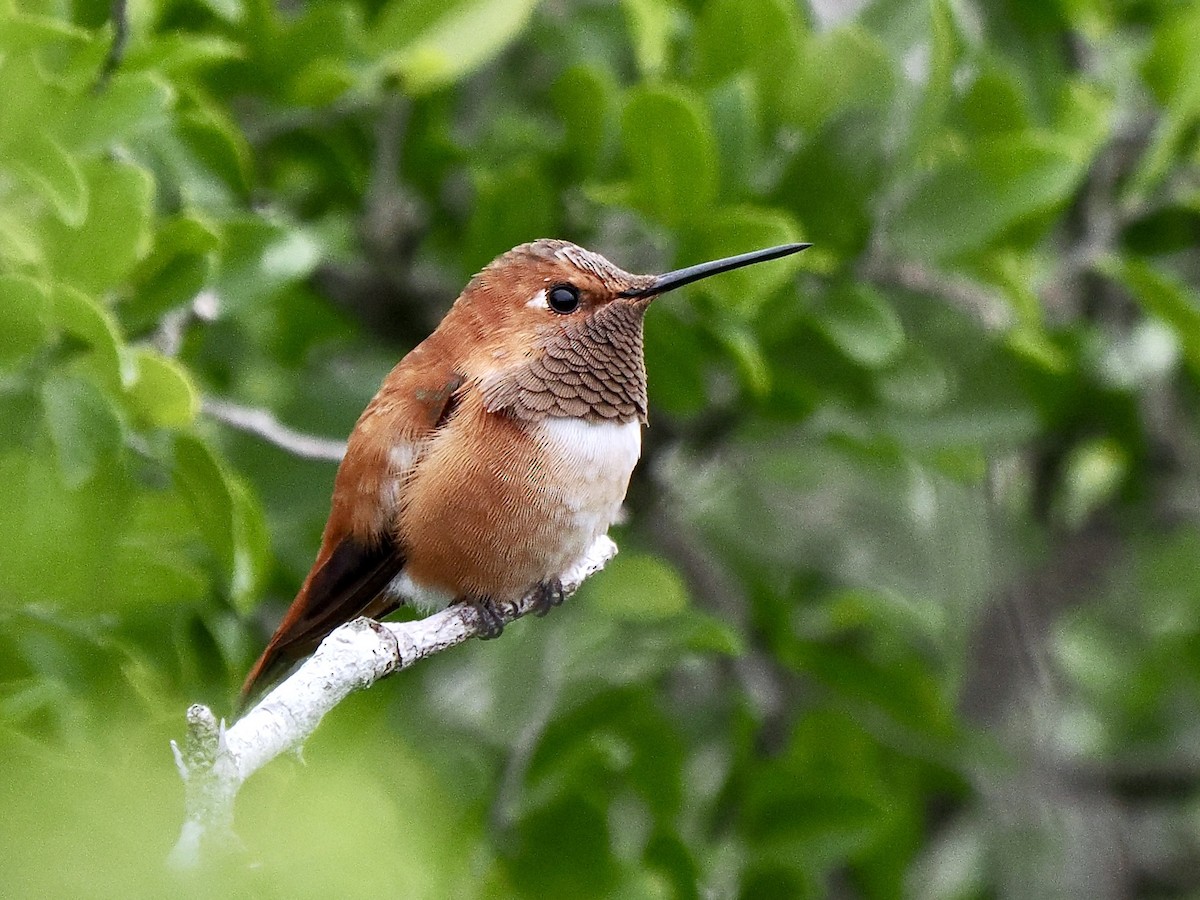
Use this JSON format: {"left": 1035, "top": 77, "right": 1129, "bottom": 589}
{"left": 168, "top": 534, "right": 618, "bottom": 869}
{"left": 203, "top": 397, "right": 347, "bottom": 462}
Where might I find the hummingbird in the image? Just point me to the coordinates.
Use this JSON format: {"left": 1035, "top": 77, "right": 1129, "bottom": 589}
{"left": 241, "top": 238, "right": 809, "bottom": 701}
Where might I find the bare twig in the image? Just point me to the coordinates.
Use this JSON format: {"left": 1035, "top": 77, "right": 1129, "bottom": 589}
{"left": 314, "top": 90, "right": 443, "bottom": 345}
{"left": 153, "top": 291, "right": 220, "bottom": 357}
{"left": 95, "top": 0, "right": 129, "bottom": 91}
{"left": 202, "top": 397, "right": 347, "bottom": 462}
{"left": 168, "top": 535, "right": 618, "bottom": 869}
{"left": 861, "top": 254, "right": 1014, "bottom": 330}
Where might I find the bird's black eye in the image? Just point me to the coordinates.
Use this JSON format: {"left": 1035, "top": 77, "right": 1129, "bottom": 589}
{"left": 548, "top": 284, "right": 580, "bottom": 314}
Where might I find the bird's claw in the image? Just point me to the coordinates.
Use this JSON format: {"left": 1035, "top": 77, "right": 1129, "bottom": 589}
{"left": 532, "top": 578, "right": 565, "bottom": 618}
{"left": 470, "top": 597, "right": 508, "bottom": 639}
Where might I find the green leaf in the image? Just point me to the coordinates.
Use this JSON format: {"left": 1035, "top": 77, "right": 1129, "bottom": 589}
{"left": 178, "top": 102, "right": 254, "bottom": 198}
{"left": 1103, "top": 257, "right": 1200, "bottom": 375}
{"left": 643, "top": 306, "right": 709, "bottom": 417}
{"left": 127, "top": 257, "right": 214, "bottom": 333}
{"left": 1129, "top": 8, "right": 1200, "bottom": 200}
{"left": 891, "top": 134, "right": 1086, "bottom": 260}
{"left": 0, "top": 206, "right": 42, "bottom": 266}
{"left": 707, "top": 75, "right": 760, "bottom": 200}
{"left": 375, "top": 0, "right": 540, "bottom": 96}
{"left": 0, "top": 54, "right": 62, "bottom": 159}
{"left": 0, "top": 449, "right": 132, "bottom": 613}
{"left": 58, "top": 73, "right": 173, "bottom": 153}
{"left": 148, "top": 214, "right": 222, "bottom": 260}
{"left": 41, "top": 374, "right": 123, "bottom": 489}
{"left": 906, "top": 0, "right": 960, "bottom": 161}
{"left": 592, "top": 553, "right": 689, "bottom": 621}
{"left": 124, "top": 33, "right": 243, "bottom": 76}
{"left": 123, "top": 349, "right": 200, "bottom": 428}
{"left": 195, "top": 0, "right": 243, "bottom": 22}
{"left": 778, "top": 111, "right": 886, "bottom": 259}
{"left": 1007, "top": 328, "right": 1071, "bottom": 375}
{"left": 621, "top": 0, "right": 675, "bottom": 79}
{"left": 50, "top": 284, "right": 128, "bottom": 390}
{"left": 170, "top": 439, "right": 267, "bottom": 609}
{"left": 173, "top": 434, "right": 235, "bottom": 576}
{"left": 463, "top": 165, "right": 555, "bottom": 275}
{"left": 643, "top": 831, "right": 700, "bottom": 900}
{"left": 11, "top": 133, "right": 88, "bottom": 227}
{"left": 552, "top": 65, "right": 616, "bottom": 176}
{"left": 109, "top": 541, "right": 209, "bottom": 607}
{"left": 955, "top": 63, "right": 1032, "bottom": 137}
{"left": 785, "top": 645, "right": 957, "bottom": 745}
{"left": 815, "top": 282, "right": 904, "bottom": 368}
{"left": 229, "top": 477, "right": 270, "bottom": 614}
{"left": 0, "top": 276, "right": 51, "bottom": 369}
{"left": 1055, "top": 438, "right": 1128, "bottom": 528}
{"left": 695, "top": 0, "right": 797, "bottom": 83}
{"left": 291, "top": 59, "right": 357, "bottom": 107}
{"left": 37, "top": 159, "right": 154, "bottom": 295}
{"left": 621, "top": 84, "right": 719, "bottom": 226}
{"left": 1055, "top": 81, "right": 1110, "bottom": 159}
{"left": 681, "top": 614, "right": 744, "bottom": 656}
{"left": 269, "top": 1, "right": 359, "bottom": 99}
{"left": 742, "top": 785, "right": 884, "bottom": 851}
{"left": 787, "top": 26, "right": 895, "bottom": 129}
{"left": 124, "top": 214, "right": 220, "bottom": 329}
{"left": 875, "top": 348, "right": 951, "bottom": 412}
{"left": 507, "top": 796, "right": 618, "bottom": 898}
{"left": 693, "top": 0, "right": 805, "bottom": 121}
{"left": 0, "top": 8, "right": 89, "bottom": 52}
{"left": 721, "top": 326, "right": 772, "bottom": 397}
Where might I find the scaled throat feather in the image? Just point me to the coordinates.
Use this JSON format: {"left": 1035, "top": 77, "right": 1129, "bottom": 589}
{"left": 481, "top": 301, "right": 648, "bottom": 424}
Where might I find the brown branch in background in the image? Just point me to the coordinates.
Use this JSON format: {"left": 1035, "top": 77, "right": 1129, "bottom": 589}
{"left": 643, "top": 484, "right": 798, "bottom": 757}
{"left": 950, "top": 107, "right": 1162, "bottom": 894}
{"left": 860, "top": 254, "right": 1014, "bottom": 331}
{"left": 95, "top": 0, "right": 129, "bottom": 91}
{"left": 312, "top": 91, "right": 450, "bottom": 345}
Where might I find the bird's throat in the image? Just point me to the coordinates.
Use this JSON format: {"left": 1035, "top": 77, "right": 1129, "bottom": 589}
{"left": 481, "top": 302, "right": 648, "bottom": 424}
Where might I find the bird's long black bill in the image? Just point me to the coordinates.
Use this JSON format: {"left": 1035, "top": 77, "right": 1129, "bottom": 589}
{"left": 620, "top": 242, "right": 811, "bottom": 299}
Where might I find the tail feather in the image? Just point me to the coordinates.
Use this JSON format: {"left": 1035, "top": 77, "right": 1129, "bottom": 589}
{"left": 240, "top": 534, "right": 406, "bottom": 704}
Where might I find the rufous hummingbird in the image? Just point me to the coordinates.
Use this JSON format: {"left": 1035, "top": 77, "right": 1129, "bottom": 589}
{"left": 241, "top": 238, "right": 809, "bottom": 700}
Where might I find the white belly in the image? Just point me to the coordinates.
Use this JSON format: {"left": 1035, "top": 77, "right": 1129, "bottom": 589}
{"left": 536, "top": 416, "right": 641, "bottom": 537}
{"left": 388, "top": 416, "right": 641, "bottom": 612}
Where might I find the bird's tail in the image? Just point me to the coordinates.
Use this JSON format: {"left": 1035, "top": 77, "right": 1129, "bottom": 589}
{"left": 239, "top": 535, "right": 407, "bottom": 708}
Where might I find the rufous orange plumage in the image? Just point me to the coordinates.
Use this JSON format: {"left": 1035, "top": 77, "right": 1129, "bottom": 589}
{"left": 241, "top": 238, "right": 808, "bottom": 701}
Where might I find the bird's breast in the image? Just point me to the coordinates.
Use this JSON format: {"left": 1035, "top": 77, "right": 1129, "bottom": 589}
{"left": 535, "top": 415, "right": 641, "bottom": 522}
{"left": 395, "top": 401, "right": 641, "bottom": 602}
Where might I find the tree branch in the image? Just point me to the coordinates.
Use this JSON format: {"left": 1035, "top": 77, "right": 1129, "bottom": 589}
{"left": 202, "top": 397, "right": 347, "bottom": 462}
{"left": 168, "top": 535, "right": 618, "bottom": 870}
{"left": 95, "top": 0, "right": 129, "bottom": 91}
{"left": 860, "top": 253, "right": 1015, "bottom": 330}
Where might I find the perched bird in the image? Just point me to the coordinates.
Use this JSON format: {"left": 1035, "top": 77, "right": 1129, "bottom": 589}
{"left": 241, "top": 238, "right": 808, "bottom": 701}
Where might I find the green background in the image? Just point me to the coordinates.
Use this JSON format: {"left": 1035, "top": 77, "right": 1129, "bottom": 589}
{"left": 2, "top": 0, "right": 1200, "bottom": 896}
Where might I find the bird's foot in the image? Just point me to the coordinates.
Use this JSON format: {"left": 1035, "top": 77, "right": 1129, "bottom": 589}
{"left": 531, "top": 578, "right": 565, "bottom": 618}
{"left": 469, "top": 596, "right": 509, "bottom": 639}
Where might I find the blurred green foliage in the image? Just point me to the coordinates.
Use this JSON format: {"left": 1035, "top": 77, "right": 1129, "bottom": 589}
{"left": 2, "top": 0, "right": 1200, "bottom": 896}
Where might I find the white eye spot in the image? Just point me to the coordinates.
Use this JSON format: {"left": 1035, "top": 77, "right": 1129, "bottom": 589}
{"left": 526, "top": 288, "right": 549, "bottom": 310}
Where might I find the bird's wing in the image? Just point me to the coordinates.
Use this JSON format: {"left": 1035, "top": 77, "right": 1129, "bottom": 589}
{"left": 240, "top": 354, "right": 465, "bottom": 703}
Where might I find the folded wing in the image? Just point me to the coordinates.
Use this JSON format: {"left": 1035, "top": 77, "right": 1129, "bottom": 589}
{"left": 240, "top": 355, "right": 465, "bottom": 703}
